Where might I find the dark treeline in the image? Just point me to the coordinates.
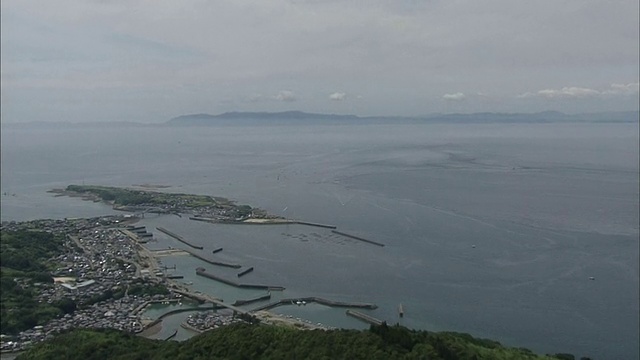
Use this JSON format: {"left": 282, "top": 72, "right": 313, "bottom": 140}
{"left": 18, "top": 323, "right": 590, "bottom": 360}
{"left": 0, "top": 230, "right": 69, "bottom": 334}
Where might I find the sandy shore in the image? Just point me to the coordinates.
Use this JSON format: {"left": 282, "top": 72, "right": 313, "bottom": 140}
{"left": 137, "top": 321, "right": 163, "bottom": 338}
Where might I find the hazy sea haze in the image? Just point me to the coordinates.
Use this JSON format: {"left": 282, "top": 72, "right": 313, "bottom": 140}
{"left": 1, "top": 121, "right": 638, "bottom": 359}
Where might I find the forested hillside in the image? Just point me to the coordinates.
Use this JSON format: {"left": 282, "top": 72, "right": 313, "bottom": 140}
{"left": 18, "top": 323, "right": 586, "bottom": 360}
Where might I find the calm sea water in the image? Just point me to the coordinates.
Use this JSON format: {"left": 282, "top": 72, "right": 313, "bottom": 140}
{"left": 1, "top": 121, "right": 638, "bottom": 359}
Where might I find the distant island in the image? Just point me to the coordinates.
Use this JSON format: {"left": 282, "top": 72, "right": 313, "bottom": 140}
{"left": 49, "top": 185, "right": 280, "bottom": 221}
{"left": 168, "top": 110, "right": 639, "bottom": 125}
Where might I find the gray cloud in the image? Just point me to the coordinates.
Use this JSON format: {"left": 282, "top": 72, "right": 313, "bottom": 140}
{"left": 604, "top": 82, "right": 639, "bottom": 95}
{"left": 522, "top": 87, "right": 600, "bottom": 99}
{"left": 518, "top": 83, "right": 639, "bottom": 99}
{"left": 1, "top": 0, "right": 638, "bottom": 122}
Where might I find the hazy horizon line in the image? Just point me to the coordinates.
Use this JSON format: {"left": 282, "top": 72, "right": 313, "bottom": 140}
{"left": 1, "top": 109, "right": 638, "bottom": 126}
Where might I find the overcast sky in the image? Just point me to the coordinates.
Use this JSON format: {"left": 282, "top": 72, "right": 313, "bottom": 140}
{"left": 1, "top": 0, "right": 638, "bottom": 123}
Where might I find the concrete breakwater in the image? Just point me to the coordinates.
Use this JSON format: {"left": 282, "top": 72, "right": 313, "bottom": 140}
{"left": 295, "top": 221, "right": 337, "bottom": 229}
{"left": 189, "top": 216, "right": 215, "bottom": 223}
{"left": 184, "top": 249, "right": 241, "bottom": 269}
{"left": 212, "top": 247, "right": 223, "bottom": 254}
{"left": 331, "top": 230, "right": 385, "bottom": 247}
{"left": 252, "top": 297, "right": 378, "bottom": 312}
{"left": 232, "top": 293, "right": 272, "bottom": 306}
{"left": 237, "top": 267, "right": 254, "bottom": 277}
{"left": 346, "top": 310, "right": 383, "bottom": 326}
{"left": 156, "top": 227, "right": 204, "bottom": 250}
{"left": 163, "top": 329, "right": 178, "bottom": 341}
{"left": 195, "top": 267, "right": 285, "bottom": 291}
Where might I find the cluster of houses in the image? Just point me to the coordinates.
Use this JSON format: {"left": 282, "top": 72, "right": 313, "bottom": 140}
{"left": 183, "top": 310, "right": 243, "bottom": 333}
{"left": 0, "top": 216, "right": 180, "bottom": 353}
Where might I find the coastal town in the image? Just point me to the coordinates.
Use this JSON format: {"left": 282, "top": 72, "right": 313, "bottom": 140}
{"left": 0, "top": 215, "right": 211, "bottom": 352}
{"left": 1, "top": 185, "right": 278, "bottom": 353}
{"left": 1, "top": 185, "right": 331, "bottom": 354}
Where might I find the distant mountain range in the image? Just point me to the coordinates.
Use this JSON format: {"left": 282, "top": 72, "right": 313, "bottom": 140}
{"left": 2, "top": 110, "right": 637, "bottom": 128}
{"left": 168, "top": 110, "right": 639, "bottom": 125}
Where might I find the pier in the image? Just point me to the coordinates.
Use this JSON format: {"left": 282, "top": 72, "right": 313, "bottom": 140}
{"left": 237, "top": 267, "right": 254, "bottom": 277}
{"left": 398, "top": 303, "right": 404, "bottom": 318}
{"left": 251, "top": 297, "right": 377, "bottom": 312}
{"left": 346, "top": 310, "right": 383, "bottom": 326}
{"left": 156, "top": 227, "right": 204, "bottom": 250}
{"left": 331, "top": 230, "right": 385, "bottom": 247}
{"left": 195, "top": 267, "right": 285, "bottom": 291}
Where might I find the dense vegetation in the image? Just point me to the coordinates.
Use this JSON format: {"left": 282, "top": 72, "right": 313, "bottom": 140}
{"left": 19, "top": 323, "right": 587, "bottom": 360}
{"left": 0, "top": 230, "right": 71, "bottom": 334}
{"left": 65, "top": 185, "right": 221, "bottom": 208}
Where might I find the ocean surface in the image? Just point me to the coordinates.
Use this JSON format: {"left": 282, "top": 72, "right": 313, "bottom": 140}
{"left": 1, "top": 121, "right": 638, "bottom": 359}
